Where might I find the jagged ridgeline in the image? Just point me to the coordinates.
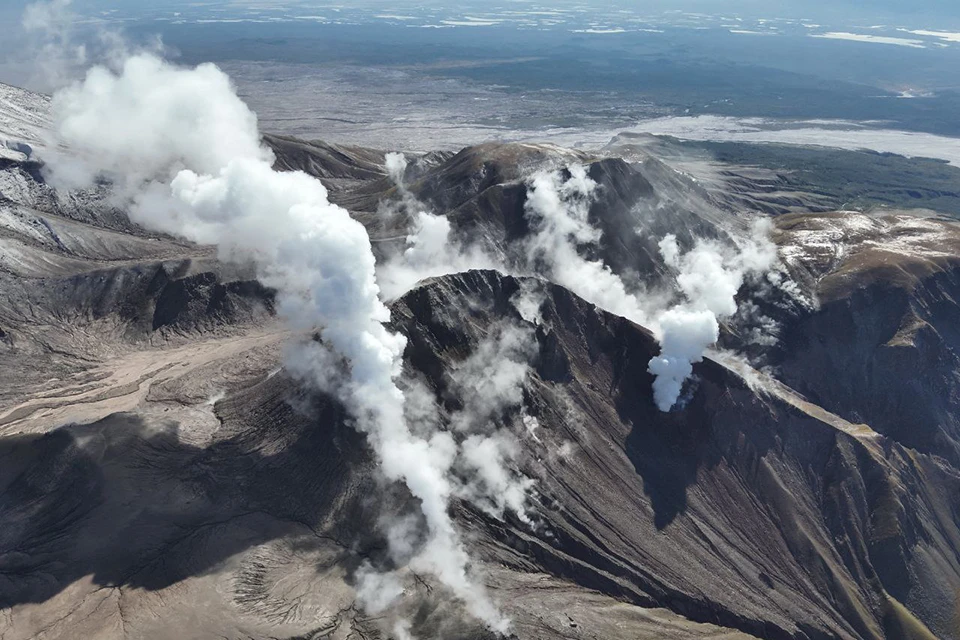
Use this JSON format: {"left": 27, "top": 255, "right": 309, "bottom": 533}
{"left": 1, "top": 77, "right": 959, "bottom": 640}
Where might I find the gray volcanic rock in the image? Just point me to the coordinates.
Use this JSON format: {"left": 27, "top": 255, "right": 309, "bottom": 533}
{"left": 0, "top": 82, "right": 50, "bottom": 162}
{"left": 393, "top": 270, "right": 957, "bottom": 640}
{"left": 765, "top": 212, "right": 960, "bottom": 465}
{"left": 330, "top": 140, "right": 738, "bottom": 283}
{"left": 0, "top": 256, "right": 276, "bottom": 414}
{"left": 265, "top": 133, "right": 388, "bottom": 182}
{"left": 0, "top": 157, "right": 139, "bottom": 234}
{"left": 2, "top": 267, "right": 954, "bottom": 639}
{"left": 1, "top": 83, "right": 958, "bottom": 640}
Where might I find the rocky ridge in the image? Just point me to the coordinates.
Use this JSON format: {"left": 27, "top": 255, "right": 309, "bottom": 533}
{"left": 0, "top": 84, "right": 958, "bottom": 640}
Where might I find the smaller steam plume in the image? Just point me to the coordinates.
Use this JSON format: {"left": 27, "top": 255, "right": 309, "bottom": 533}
{"left": 523, "top": 165, "right": 651, "bottom": 326}
{"left": 377, "top": 152, "right": 498, "bottom": 300}
{"left": 648, "top": 221, "right": 777, "bottom": 411}
{"left": 449, "top": 321, "right": 537, "bottom": 524}
{"left": 521, "top": 164, "right": 777, "bottom": 412}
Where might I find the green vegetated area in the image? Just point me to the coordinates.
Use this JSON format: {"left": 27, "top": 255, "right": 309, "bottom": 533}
{"left": 697, "top": 140, "right": 960, "bottom": 217}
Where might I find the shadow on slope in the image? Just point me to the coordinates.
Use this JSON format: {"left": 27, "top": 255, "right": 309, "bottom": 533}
{"left": 394, "top": 270, "right": 958, "bottom": 640}
{"left": 1, "top": 269, "right": 957, "bottom": 640}
{"left": 0, "top": 375, "right": 375, "bottom": 609}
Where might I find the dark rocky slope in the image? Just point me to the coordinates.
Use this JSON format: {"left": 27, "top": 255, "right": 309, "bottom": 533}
{"left": 752, "top": 212, "right": 960, "bottom": 468}
{"left": 0, "top": 90, "right": 958, "bottom": 638}
{"left": 1, "top": 268, "right": 956, "bottom": 639}
{"left": 394, "top": 270, "right": 957, "bottom": 640}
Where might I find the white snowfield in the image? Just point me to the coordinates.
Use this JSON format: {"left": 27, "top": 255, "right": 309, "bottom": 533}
{"left": 0, "top": 81, "right": 51, "bottom": 162}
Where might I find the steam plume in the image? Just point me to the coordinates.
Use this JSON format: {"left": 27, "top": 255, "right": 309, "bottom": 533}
{"left": 648, "top": 222, "right": 776, "bottom": 411}
{"left": 377, "top": 152, "right": 499, "bottom": 300}
{"left": 450, "top": 322, "right": 537, "bottom": 523}
{"left": 44, "top": 52, "right": 509, "bottom": 632}
{"left": 522, "top": 165, "right": 776, "bottom": 412}
{"left": 524, "top": 165, "right": 651, "bottom": 326}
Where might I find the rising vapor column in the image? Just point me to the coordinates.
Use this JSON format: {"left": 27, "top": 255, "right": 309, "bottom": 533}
{"left": 47, "top": 52, "right": 508, "bottom": 632}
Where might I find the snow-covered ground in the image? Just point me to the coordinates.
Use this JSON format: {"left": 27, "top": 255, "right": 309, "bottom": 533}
{"left": 0, "top": 81, "right": 50, "bottom": 161}
{"left": 626, "top": 115, "right": 960, "bottom": 167}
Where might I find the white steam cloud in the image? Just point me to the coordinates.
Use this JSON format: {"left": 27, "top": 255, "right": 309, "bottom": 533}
{"left": 648, "top": 222, "right": 776, "bottom": 411}
{"left": 377, "top": 152, "right": 498, "bottom": 300}
{"left": 450, "top": 322, "right": 537, "bottom": 524}
{"left": 385, "top": 151, "right": 409, "bottom": 185}
{"left": 44, "top": 51, "right": 515, "bottom": 633}
{"left": 521, "top": 165, "right": 777, "bottom": 412}
{"left": 511, "top": 279, "right": 547, "bottom": 325}
{"left": 523, "top": 165, "right": 652, "bottom": 326}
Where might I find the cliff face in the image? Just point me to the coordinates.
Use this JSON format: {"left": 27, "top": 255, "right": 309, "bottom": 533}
{"left": 393, "top": 270, "right": 959, "bottom": 640}
{"left": 1, "top": 88, "right": 958, "bottom": 639}
{"left": 2, "top": 267, "right": 955, "bottom": 640}
{"left": 766, "top": 213, "right": 960, "bottom": 468}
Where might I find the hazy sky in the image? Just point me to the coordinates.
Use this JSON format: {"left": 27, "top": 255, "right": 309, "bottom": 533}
{"left": 5, "top": 0, "right": 959, "bottom": 21}
{"left": 1, "top": 0, "right": 957, "bottom": 32}
{"left": 3, "top": 0, "right": 960, "bottom": 152}
{"left": 4, "top": 0, "right": 959, "bottom": 92}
